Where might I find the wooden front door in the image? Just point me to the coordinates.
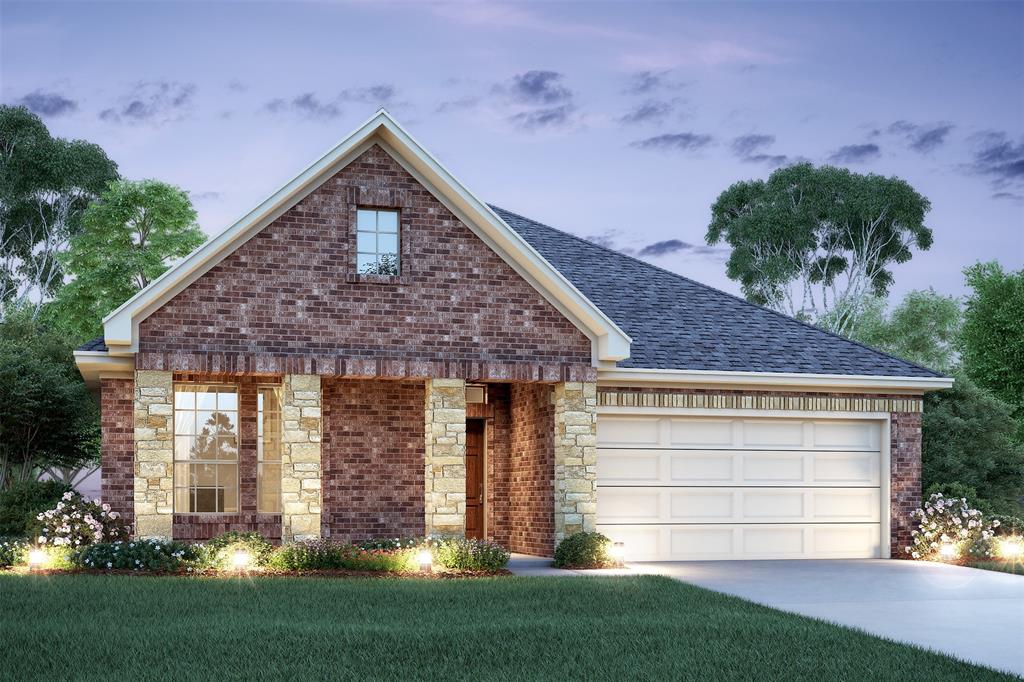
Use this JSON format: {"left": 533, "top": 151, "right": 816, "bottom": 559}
{"left": 465, "top": 419, "right": 485, "bottom": 539}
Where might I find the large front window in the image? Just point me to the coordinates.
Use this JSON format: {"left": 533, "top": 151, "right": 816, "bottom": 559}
{"left": 356, "top": 208, "right": 399, "bottom": 275}
{"left": 173, "top": 385, "right": 239, "bottom": 513}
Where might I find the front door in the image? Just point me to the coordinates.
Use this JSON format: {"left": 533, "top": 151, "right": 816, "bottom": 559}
{"left": 465, "top": 419, "right": 485, "bottom": 539}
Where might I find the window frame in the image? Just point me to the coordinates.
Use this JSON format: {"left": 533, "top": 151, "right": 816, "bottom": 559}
{"left": 355, "top": 207, "right": 401, "bottom": 275}
{"left": 172, "top": 383, "right": 241, "bottom": 515}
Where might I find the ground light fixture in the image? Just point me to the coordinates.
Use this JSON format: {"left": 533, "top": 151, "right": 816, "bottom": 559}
{"left": 27, "top": 548, "right": 47, "bottom": 571}
{"left": 417, "top": 549, "right": 433, "bottom": 572}
{"left": 939, "top": 542, "right": 958, "bottom": 561}
{"left": 998, "top": 536, "right": 1022, "bottom": 560}
{"left": 609, "top": 541, "right": 626, "bottom": 567}
{"left": 231, "top": 549, "right": 252, "bottom": 571}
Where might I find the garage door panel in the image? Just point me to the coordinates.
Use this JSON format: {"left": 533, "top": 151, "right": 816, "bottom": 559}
{"left": 669, "top": 419, "right": 734, "bottom": 447}
{"left": 597, "top": 449, "right": 662, "bottom": 483}
{"left": 741, "top": 454, "right": 804, "bottom": 483}
{"left": 597, "top": 417, "right": 660, "bottom": 447}
{"left": 598, "top": 523, "right": 881, "bottom": 561}
{"left": 812, "top": 421, "right": 880, "bottom": 450}
{"left": 812, "top": 453, "right": 880, "bottom": 486}
{"left": 741, "top": 421, "right": 805, "bottom": 448}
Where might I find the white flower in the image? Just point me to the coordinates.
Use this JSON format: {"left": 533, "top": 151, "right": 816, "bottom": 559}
{"left": 912, "top": 552, "right": 920, "bottom": 559}
{"left": 106, "top": 562, "right": 112, "bottom": 568}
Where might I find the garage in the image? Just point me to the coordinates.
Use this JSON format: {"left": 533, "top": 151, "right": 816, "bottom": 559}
{"left": 596, "top": 414, "right": 888, "bottom": 561}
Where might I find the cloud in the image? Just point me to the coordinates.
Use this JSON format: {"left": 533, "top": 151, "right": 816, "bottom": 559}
{"left": 637, "top": 239, "right": 729, "bottom": 260}
{"left": 618, "top": 99, "right": 676, "bottom": 125}
{"left": 339, "top": 84, "right": 396, "bottom": 105}
{"left": 631, "top": 132, "right": 713, "bottom": 152}
{"left": 828, "top": 143, "right": 881, "bottom": 164}
{"left": 887, "top": 120, "right": 954, "bottom": 153}
{"left": 189, "top": 190, "right": 221, "bottom": 201}
{"left": 227, "top": 79, "right": 248, "bottom": 92}
{"left": 99, "top": 81, "right": 196, "bottom": 124}
{"left": 436, "top": 95, "right": 480, "bottom": 113}
{"left": 264, "top": 92, "right": 342, "bottom": 120}
{"left": 625, "top": 70, "right": 669, "bottom": 94}
{"left": 503, "top": 70, "right": 572, "bottom": 105}
{"left": 992, "top": 191, "right": 1024, "bottom": 202}
{"left": 509, "top": 104, "right": 575, "bottom": 131}
{"left": 965, "top": 131, "right": 1024, "bottom": 189}
{"left": 17, "top": 90, "right": 78, "bottom": 117}
{"left": 730, "top": 134, "right": 789, "bottom": 167}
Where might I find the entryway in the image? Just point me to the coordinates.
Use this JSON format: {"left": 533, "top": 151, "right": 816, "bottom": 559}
{"left": 465, "top": 418, "right": 485, "bottom": 539}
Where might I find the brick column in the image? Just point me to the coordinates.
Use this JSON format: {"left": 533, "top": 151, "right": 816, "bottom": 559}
{"left": 890, "top": 411, "right": 923, "bottom": 558}
{"left": 424, "top": 378, "right": 466, "bottom": 536}
{"left": 133, "top": 370, "right": 174, "bottom": 539}
{"left": 553, "top": 381, "right": 598, "bottom": 544}
{"left": 281, "top": 374, "right": 322, "bottom": 542}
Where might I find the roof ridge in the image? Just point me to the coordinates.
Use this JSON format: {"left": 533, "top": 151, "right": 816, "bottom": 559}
{"left": 489, "top": 204, "right": 944, "bottom": 379}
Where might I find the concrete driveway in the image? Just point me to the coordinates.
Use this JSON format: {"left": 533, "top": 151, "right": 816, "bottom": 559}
{"left": 634, "top": 560, "right": 1024, "bottom": 676}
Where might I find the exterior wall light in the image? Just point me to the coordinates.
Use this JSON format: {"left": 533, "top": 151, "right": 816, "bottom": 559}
{"left": 417, "top": 549, "right": 433, "bottom": 572}
{"left": 998, "top": 537, "right": 1022, "bottom": 560}
{"left": 609, "top": 541, "right": 626, "bottom": 567}
{"left": 232, "top": 549, "right": 252, "bottom": 571}
{"left": 938, "top": 542, "right": 958, "bottom": 561}
{"left": 27, "top": 549, "right": 47, "bottom": 571}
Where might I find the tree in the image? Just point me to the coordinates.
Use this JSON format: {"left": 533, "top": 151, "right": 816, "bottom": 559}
{"left": 706, "top": 163, "right": 932, "bottom": 335}
{"left": 0, "top": 309, "right": 99, "bottom": 489}
{"left": 836, "top": 289, "right": 962, "bottom": 373}
{"left": 960, "top": 261, "right": 1024, "bottom": 418}
{"left": 51, "top": 179, "right": 205, "bottom": 341}
{"left": 922, "top": 373, "right": 1024, "bottom": 515}
{"left": 0, "top": 105, "right": 118, "bottom": 316}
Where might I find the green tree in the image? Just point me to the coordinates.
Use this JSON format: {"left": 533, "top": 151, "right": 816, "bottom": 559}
{"left": 0, "top": 105, "right": 118, "bottom": 315}
{"left": 0, "top": 309, "right": 99, "bottom": 489}
{"left": 51, "top": 179, "right": 204, "bottom": 341}
{"left": 706, "top": 163, "right": 932, "bottom": 335}
{"left": 922, "top": 373, "right": 1024, "bottom": 515}
{"left": 960, "top": 261, "right": 1024, "bottom": 417}
{"left": 837, "top": 289, "right": 962, "bottom": 373}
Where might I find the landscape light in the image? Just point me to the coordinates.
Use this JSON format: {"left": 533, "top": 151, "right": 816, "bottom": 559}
{"left": 609, "top": 542, "right": 626, "bottom": 566}
{"left": 232, "top": 549, "right": 252, "bottom": 571}
{"left": 417, "top": 549, "right": 433, "bottom": 572}
{"left": 998, "top": 537, "right": 1022, "bottom": 560}
{"left": 939, "top": 542, "right": 958, "bottom": 561}
{"left": 27, "top": 549, "right": 47, "bottom": 571}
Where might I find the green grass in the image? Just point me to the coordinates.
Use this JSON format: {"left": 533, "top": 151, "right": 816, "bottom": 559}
{"left": 0, "top": 574, "right": 1012, "bottom": 681}
{"left": 968, "top": 561, "right": 1024, "bottom": 575}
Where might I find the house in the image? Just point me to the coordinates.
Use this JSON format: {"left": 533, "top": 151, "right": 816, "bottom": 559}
{"left": 74, "top": 111, "right": 951, "bottom": 561}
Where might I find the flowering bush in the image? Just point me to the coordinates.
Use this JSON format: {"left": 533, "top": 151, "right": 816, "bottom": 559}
{"left": 73, "top": 539, "right": 204, "bottom": 572}
{"left": 34, "top": 492, "right": 129, "bottom": 549}
{"left": 0, "top": 538, "right": 27, "bottom": 568}
{"left": 905, "top": 492, "right": 998, "bottom": 562}
{"left": 433, "top": 537, "right": 510, "bottom": 571}
{"left": 269, "top": 539, "right": 350, "bottom": 570}
{"left": 201, "top": 531, "right": 274, "bottom": 569}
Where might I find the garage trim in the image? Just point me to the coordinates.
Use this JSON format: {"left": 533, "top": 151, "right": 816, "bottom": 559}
{"left": 597, "top": 406, "right": 892, "bottom": 559}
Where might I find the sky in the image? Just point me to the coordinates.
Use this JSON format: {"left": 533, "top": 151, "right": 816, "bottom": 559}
{"left": 2, "top": 0, "right": 1022, "bottom": 304}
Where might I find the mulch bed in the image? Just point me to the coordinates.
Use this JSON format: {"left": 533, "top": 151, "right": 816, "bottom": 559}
{"left": 1, "top": 567, "right": 512, "bottom": 579}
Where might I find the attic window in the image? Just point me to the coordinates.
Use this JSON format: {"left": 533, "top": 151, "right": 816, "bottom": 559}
{"left": 356, "top": 208, "right": 399, "bottom": 275}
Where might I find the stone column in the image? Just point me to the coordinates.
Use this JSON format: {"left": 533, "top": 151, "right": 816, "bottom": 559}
{"left": 133, "top": 370, "right": 174, "bottom": 539}
{"left": 553, "top": 381, "right": 598, "bottom": 544}
{"left": 424, "top": 378, "right": 466, "bottom": 536}
{"left": 281, "top": 374, "right": 322, "bottom": 542}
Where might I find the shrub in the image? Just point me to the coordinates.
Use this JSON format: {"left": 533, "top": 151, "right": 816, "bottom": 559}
{"left": 342, "top": 547, "right": 417, "bottom": 572}
{"left": 269, "top": 539, "right": 351, "bottom": 571}
{"left": 553, "top": 531, "right": 612, "bottom": 568}
{"left": 0, "top": 480, "right": 73, "bottom": 537}
{"left": 34, "top": 492, "right": 128, "bottom": 548}
{"left": 202, "top": 531, "right": 274, "bottom": 569}
{"left": 74, "top": 539, "right": 203, "bottom": 572}
{"left": 0, "top": 538, "right": 27, "bottom": 567}
{"left": 905, "top": 492, "right": 998, "bottom": 562}
{"left": 433, "top": 537, "right": 510, "bottom": 571}
{"left": 357, "top": 537, "right": 422, "bottom": 552}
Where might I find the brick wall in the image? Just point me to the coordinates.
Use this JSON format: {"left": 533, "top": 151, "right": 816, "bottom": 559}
{"left": 504, "top": 383, "right": 555, "bottom": 556}
{"left": 100, "top": 378, "right": 134, "bottom": 532}
{"left": 484, "top": 385, "right": 512, "bottom": 547}
{"left": 321, "top": 379, "right": 425, "bottom": 541}
{"left": 136, "top": 144, "right": 592, "bottom": 382}
{"left": 890, "top": 412, "right": 922, "bottom": 557}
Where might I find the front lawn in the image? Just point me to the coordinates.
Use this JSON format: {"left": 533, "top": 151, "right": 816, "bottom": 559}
{"left": 0, "top": 574, "right": 1011, "bottom": 680}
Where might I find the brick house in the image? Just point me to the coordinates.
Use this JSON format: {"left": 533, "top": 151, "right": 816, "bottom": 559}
{"left": 75, "top": 111, "right": 951, "bottom": 561}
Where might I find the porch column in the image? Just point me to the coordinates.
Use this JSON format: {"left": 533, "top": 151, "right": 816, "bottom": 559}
{"left": 553, "top": 381, "right": 598, "bottom": 544}
{"left": 281, "top": 374, "right": 322, "bottom": 542}
{"left": 133, "top": 370, "right": 174, "bottom": 539}
{"left": 424, "top": 378, "right": 466, "bottom": 536}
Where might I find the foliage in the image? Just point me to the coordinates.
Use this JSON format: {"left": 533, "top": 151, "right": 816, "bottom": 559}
{"left": 553, "top": 531, "right": 612, "bottom": 568}
{"left": 74, "top": 539, "right": 204, "bottom": 572}
{"left": 341, "top": 547, "right": 417, "bottom": 572}
{"left": 840, "top": 289, "right": 962, "bottom": 373}
{"left": 0, "top": 479, "right": 72, "bottom": 537}
{"left": 706, "top": 163, "right": 932, "bottom": 335}
{"left": 268, "top": 539, "right": 350, "bottom": 571}
{"left": 0, "top": 105, "right": 118, "bottom": 315}
{"left": 34, "top": 491, "right": 128, "bottom": 548}
{"left": 52, "top": 178, "right": 204, "bottom": 342}
{"left": 922, "top": 373, "right": 1024, "bottom": 514}
{"left": 960, "top": 261, "right": 1024, "bottom": 419}
{"left": 905, "top": 492, "right": 997, "bottom": 562}
{"left": 202, "top": 531, "right": 274, "bottom": 569}
{"left": 432, "top": 537, "right": 510, "bottom": 571}
{"left": 0, "top": 537, "right": 26, "bottom": 567}
{"left": 0, "top": 310, "right": 99, "bottom": 488}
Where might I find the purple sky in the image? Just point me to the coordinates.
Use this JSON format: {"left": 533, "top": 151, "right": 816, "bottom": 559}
{"left": 3, "top": 1, "right": 1022, "bottom": 302}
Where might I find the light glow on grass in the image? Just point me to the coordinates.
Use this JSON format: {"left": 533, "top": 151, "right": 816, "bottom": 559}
{"left": 939, "top": 542, "right": 958, "bottom": 561}
{"left": 231, "top": 550, "right": 252, "bottom": 571}
{"left": 417, "top": 549, "right": 432, "bottom": 572}
{"left": 27, "top": 549, "right": 47, "bottom": 570}
{"left": 998, "top": 536, "right": 1022, "bottom": 560}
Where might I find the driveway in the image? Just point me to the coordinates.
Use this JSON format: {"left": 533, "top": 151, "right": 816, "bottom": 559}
{"left": 634, "top": 560, "right": 1024, "bottom": 676}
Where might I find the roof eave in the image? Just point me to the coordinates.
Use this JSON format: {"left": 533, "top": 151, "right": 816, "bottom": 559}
{"left": 597, "top": 366, "right": 953, "bottom": 393}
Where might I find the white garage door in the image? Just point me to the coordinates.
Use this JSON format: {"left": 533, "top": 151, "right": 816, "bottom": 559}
{"left": 596, "top": 415, "right": 885, "bottom": 561}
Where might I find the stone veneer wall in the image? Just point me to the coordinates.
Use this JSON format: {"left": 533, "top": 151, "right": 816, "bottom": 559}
{"left": 553, "top": 382, "right": 598, "bottom": 543}
{"left": 133, "top": 370, "right": 174, "bottom": 538}
{"left": 281, "top": 374, "right": 322, "bottom": 542}
{"left": 506, "top": 383, "right": 555, "bottom": 556}
{"left": 424, "top": 378, "right": 466, "bottom": 536}
{"left": 322, "top": 379, "right": 425, "bottom": 541}
{"left": 100, "top": 377, "right": 135, "bottom": 532}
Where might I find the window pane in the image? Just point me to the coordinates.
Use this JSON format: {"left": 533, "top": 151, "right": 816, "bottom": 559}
{"left": 195, "top": 390, "right": 216, "bottom": 410}
{"left": 174, "top": 462, "right": 191, "bottom": 483}
{"left": 174, "top": 487, "right": 191, "bottom": 513}
{"left": 377, "top": 210, "right": 398, "bottom": 232}
{"left": 357, "top": 209, "right": 377, "bottom": 230}
{"left": 223, "top": 485, "right": 238, "bottom": 514}
{"left": 357, "top": 253, "right": 378, "bottom": 273}
{"left": 356, "top": 231, "right": 377, "bottom": 253}
{"left": 377, "top": 233, "right": 398, "bottom": 255}
{"left": 377, "top": 253, "right": 399, "bottom": 275}
{"left": 258, "top": 463, "right": 281, "bottom": 513}
{"left": 174, "top": 411, "right": 195, "bottom": 435}
{"left": 174, "top": 390, "right": 195, "bottom": 410}
{"left": 174, "top": 436, "right": 194, "bottom": 461}
{"left": 217, "top": 391, "right": 237, "bottom": 412}
{"left": 194, "top": 487, "right": 219, "bottom": 513}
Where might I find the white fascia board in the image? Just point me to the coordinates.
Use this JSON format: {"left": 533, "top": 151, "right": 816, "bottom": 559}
{"left": 598, "top": 366, "right": 954, "bottom": 392}
{"left": 73, "top": 351, "right": 135, "bottom": 390}
{"left": 101, "top": 110, "right": 630, "bottom": 363}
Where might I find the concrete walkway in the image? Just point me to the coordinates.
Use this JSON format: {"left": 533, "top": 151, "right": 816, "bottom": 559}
{"left": 642, "top": 559, "right": 1024, "bottom": 677}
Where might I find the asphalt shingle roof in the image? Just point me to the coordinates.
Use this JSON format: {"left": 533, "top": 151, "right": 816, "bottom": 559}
{"left": 494, "top": 206, "right": 942, "bottom": 378}
{"left": 77, "top": 336, "right": 108, "bottom": 352}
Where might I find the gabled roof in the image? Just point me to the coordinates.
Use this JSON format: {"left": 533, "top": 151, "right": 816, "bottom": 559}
{"left": 97, "top": 110, "right": 631, "bottom": 362}
{"left": 495, "top": 207, "right": 948, "bottom": 385}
